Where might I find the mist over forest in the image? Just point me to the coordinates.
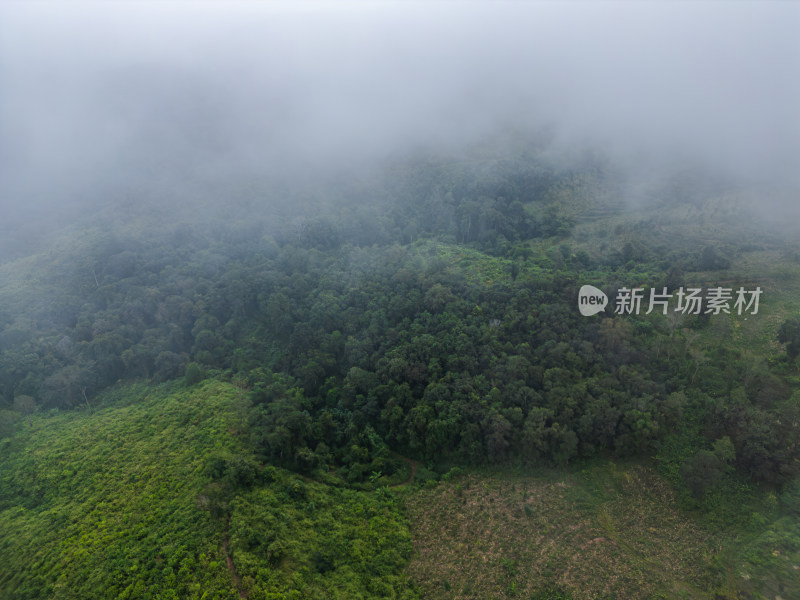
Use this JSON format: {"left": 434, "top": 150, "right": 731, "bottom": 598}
{"left": 2, "top": 3, "right": 800, "bottom": 600}
{"left": 1, "top": 1, "right": 798, "bottom": 243}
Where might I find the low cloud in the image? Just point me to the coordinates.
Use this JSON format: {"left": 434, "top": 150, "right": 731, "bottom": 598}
{"left": 1, "top": 1, "right": 797, "bottom": 229}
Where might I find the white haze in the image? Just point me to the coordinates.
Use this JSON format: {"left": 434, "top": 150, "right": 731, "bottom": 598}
{"left": 0, "top": 1, "right": 798, "bottom": 232}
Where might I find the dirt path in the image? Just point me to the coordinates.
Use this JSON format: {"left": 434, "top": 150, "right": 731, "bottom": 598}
{"left": 223, "top": 516, "right": 248, "bottom": 599}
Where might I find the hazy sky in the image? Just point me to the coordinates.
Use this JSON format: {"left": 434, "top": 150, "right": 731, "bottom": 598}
{"left": 1, "top": 1, "right": 798, "bottom": 223}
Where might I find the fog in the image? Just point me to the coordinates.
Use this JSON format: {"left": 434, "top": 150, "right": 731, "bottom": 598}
{"left": 1, "top": 1, "right": 798, "bottom": 238}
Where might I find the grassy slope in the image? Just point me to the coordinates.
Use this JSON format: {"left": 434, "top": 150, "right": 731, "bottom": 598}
{"left": 0, "top": 380, "right": 245, "bottom": 600}
{"left": 229, "top": 477, "right": 418, "bottom": 600}
{"left": 404, "top": 464, "right": 723, "bottom": 600}
{"left": 403, "top": 462, "right": 800, "bottom": 600}
{"left": 0, "top": 380, "right": 420, "bottom": 600}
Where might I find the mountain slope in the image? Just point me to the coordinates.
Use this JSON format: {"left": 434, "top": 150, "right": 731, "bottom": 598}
{"left": 0, "top": 381, "right": 417, "bottom": 599}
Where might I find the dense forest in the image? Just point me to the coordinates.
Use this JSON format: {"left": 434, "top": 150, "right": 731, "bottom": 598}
{"left": 2, "top": 138, "right": 800, "bottom": 598}
{"left": 1, "top": 145, "right": 797, "bottom": 482}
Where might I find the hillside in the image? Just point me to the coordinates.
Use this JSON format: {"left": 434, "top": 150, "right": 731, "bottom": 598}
{"left": 1, "top": 145, "right": 799, "bottom": 599}
{"left": 3, "top": 384, "right": 799, "bottom": 599}
{"left": 406, "top": 463, "right": 800, "bottom": 599}
{"left": 0, "top": 380, "right": 417, "bottom": 599}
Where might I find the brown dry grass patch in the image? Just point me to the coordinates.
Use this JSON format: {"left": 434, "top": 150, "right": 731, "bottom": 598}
{"left": 404, "top": 464, "right": 725, "bottom": 599}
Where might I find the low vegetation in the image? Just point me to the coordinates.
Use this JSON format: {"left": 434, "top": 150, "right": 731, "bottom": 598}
{"left": 0, "top": 381, "right": 418, "bottom": 599}
{"left": 405, "top": 461, "right": 800, "bottom": 599}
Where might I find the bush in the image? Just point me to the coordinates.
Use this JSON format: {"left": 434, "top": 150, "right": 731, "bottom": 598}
{"left": 184, "top": 362, "right": 205, "bottom": 386}
{"left": 680, "top": 450, "right": 724, "bottom": 498}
